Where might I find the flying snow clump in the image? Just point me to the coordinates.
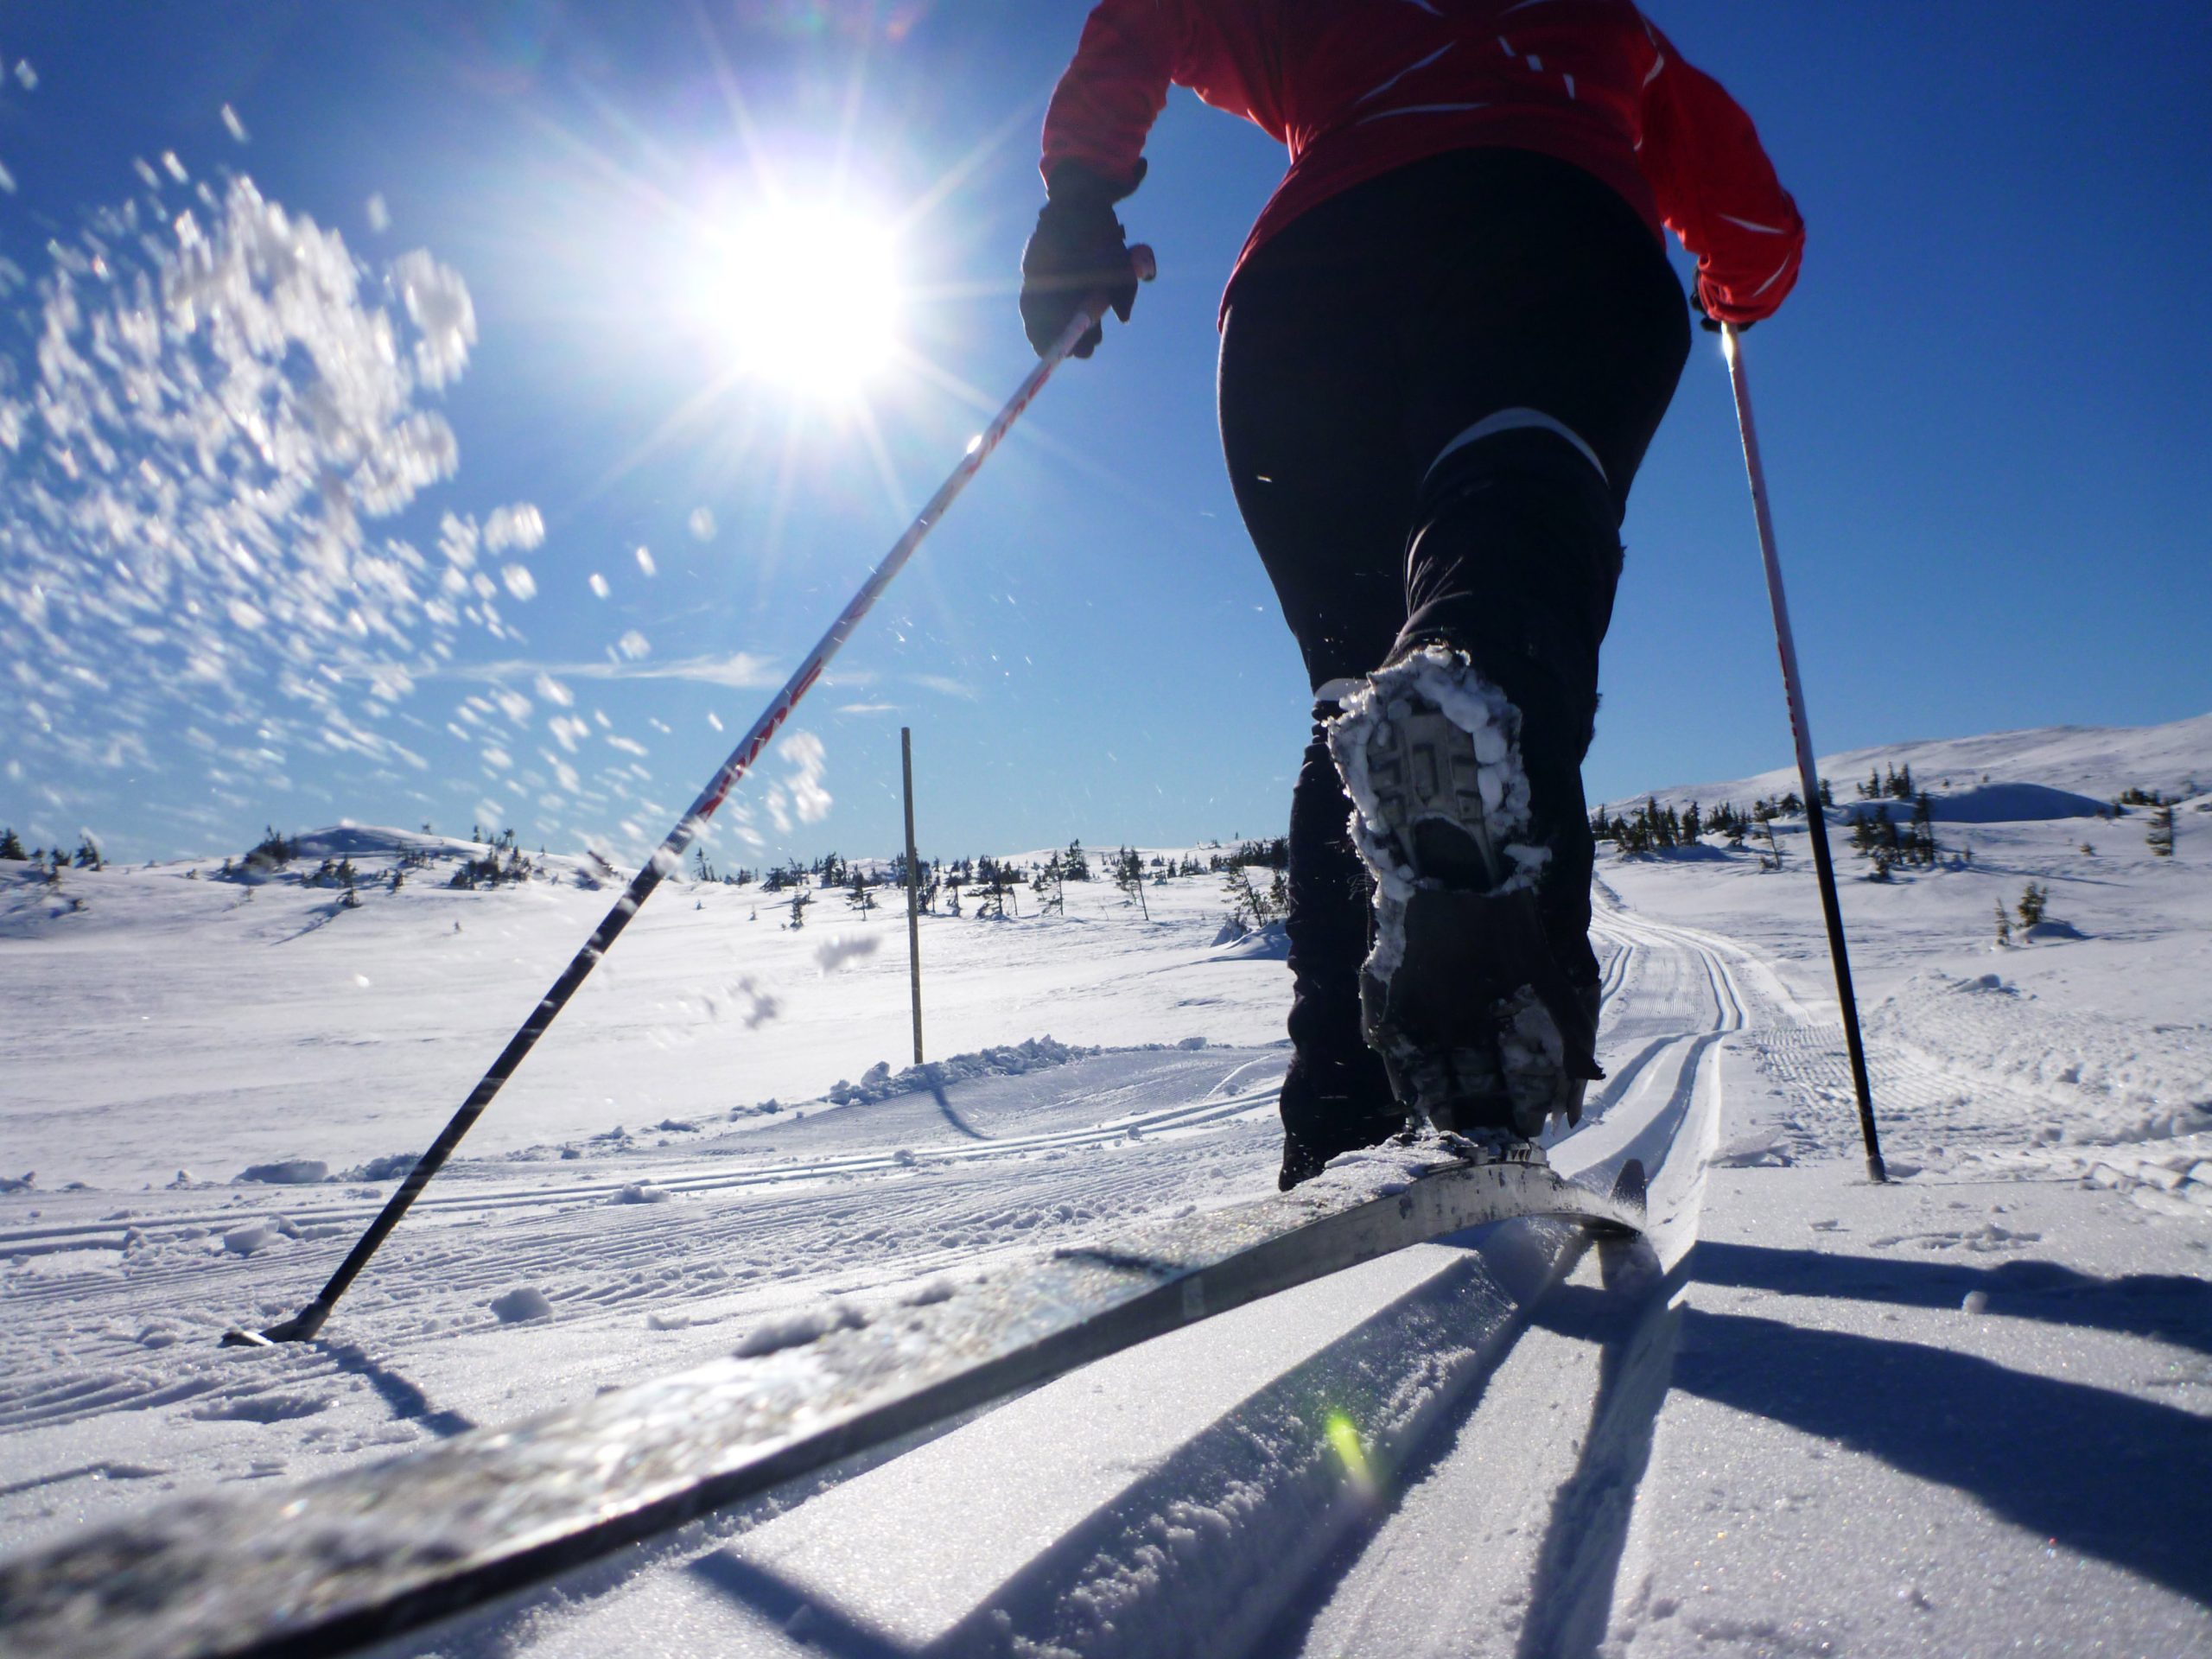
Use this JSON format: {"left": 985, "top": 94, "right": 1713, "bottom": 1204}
{"left": 815, "top": 934, "right": 881, "bottom": 974}
{"left": 0, "top": 168, "right": 538, "bottom": 810}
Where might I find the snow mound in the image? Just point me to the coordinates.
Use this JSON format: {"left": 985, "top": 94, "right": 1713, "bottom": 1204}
{"left": 822, "top": 1038, "right": 1094, "bottom": 1108}
{"left": 343, "top": 1152, "right": 418, "bottom": 1182}
{"left": 489, "top": 1287, "right": 553, "bottom": 1324}
{"left": 235, "top": 1159, "right": 328, "bottom": 1185}
{"left": 221, "top": 1222, "right": 280, "bottom": 1256}
{"left": 609, "top": 1183, "right": 671, "bottom": 1205}
{"left": 1710, "top": 1129, "right": 1789, "bottom": 1168}
{"left": 733, "top": 1300, "right": 867, "bottom": 1358}
{"left": 1213, "top": 920, "right": 1289, "bottom": 960}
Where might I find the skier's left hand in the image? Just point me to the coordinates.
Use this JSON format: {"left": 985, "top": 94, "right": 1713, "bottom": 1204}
{"left": 1020, "top": 159, "right": 1144, "bottom": 359}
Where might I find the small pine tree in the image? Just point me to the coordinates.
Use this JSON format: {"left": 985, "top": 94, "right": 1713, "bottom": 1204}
{"left": 2016, "top": 883, "right": 2048, "bottom": 929}
{"left": 1033, "top": 854, "right": 1065, "bottom": 915}
{"left": 1993, "top": 899, "right": 2012, "bottom": 946}
{"left": 1221, "top": 865, "right": 1274, "bottom": 931}
{"left": 1113, "top": 847, "right": 1150, "bottom": 920}
{"left": 2147, "top": 801, "right": 2177, "bottom": 858}
{"left": 73, "top": 836, "right": 103, "bottom": 871}
{"left": 788, "top": 888, "right": 811, "bottom": 930}
{"left": 847, "top": 877, "right": 877, "bottom": 917}
{"left": 1910, "top": 791, "right": 1936, "bottom": 865}
{"left": 0, "top": 829, "right": 24, "bottom": 861}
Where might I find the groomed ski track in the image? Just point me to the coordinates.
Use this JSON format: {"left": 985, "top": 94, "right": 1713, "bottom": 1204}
{"left": 0, "top": 894, "right": 1809, "bottom": 1657}
{"left": 372, "top": 893, "right": 1797, "bottom": 1659}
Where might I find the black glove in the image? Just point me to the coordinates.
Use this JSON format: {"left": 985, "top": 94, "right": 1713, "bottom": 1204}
{"left": 1020, "top": 159, "right": 1145, "bottom": 359}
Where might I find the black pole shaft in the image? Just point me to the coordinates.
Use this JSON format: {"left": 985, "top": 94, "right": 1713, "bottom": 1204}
{"left": 1721, "top": 325, "right": 1887, "bottom": 1184}
{"left": 292, "top": 855, "right": 671, "bottom": 1333}
{"left": 226, "top": 264, "right": 1154, "bottom": 1344}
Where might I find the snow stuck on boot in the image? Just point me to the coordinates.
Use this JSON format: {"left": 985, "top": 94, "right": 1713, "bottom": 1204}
{"left": 1326, "top": 646, "right": 1573, "bottom": 1135}
{"left": 1326, "top": 646, "right": 1547, "bottom": 951}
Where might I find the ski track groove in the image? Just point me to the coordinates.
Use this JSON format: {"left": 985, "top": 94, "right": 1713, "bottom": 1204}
{"left": 0, "top": 1058, "right": 1288, "bottom": 1459}
{"left": 1289, "top": 893, "right": 1761, "bottom": 1659}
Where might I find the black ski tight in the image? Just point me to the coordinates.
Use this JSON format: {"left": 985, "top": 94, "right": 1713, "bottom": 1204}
{"left": 1217, "top": 147, "right": 1691, "bottom": 1180}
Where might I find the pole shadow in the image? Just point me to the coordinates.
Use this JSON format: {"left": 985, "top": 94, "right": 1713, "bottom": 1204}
{"left": 1509, "top": 1235, "right": 2212, "bottom": 1656}
{"left": 925, "top": 1070, "right": 990, "bottom": 1142}
{"left": 323, "top": 1342, "right": 475, "bottom": 1440}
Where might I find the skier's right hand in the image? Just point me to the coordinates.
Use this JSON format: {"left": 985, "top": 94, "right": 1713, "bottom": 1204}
{"left": 1020, "top": 159, "right": 1144, "bottom": 359}
{"left": 1692, "top": 283, "right": 1754, "bottom": 335}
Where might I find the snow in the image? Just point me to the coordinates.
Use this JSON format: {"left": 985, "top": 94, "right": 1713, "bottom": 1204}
{"left": 3, "top": 715, "right": 2210, "bottom": 1655}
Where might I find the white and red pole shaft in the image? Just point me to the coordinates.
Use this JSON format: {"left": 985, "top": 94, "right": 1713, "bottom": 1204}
{"left": 228, "top": 251, "right": 1158, "bottom": 1345}
{"left": 1722, "top": 323, "right": 1888, "bottom": 1184}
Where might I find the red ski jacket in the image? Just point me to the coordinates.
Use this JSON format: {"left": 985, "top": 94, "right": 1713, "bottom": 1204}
{"left": 1041, "top": 0, "right": 1802, "bottom": 325}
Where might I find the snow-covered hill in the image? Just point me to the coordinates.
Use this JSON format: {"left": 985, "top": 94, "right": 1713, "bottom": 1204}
{"left": 3, "top": 718, "right": 2209, "bottom": 1656}
{"left": 1610, "top": 709, "right": 2212, "bottom": 817}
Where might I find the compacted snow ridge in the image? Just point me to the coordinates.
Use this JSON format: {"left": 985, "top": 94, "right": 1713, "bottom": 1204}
{"left": 4, "top": 712, "right": 2211, "bottom": 1656}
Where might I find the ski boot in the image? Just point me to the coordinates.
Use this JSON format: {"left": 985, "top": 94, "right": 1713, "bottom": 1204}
{"left": 1326, "top": 644, "right": 1602, "bottom": 1141}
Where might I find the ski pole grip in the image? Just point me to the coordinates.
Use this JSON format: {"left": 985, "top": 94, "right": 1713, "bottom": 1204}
{"left": 1077, "top": 245, "right": 1159, "bottom": 334}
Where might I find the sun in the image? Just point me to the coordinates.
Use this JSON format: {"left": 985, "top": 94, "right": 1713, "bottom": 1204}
{"left": 695, "top": 202, "right": 901, "bottom": 397}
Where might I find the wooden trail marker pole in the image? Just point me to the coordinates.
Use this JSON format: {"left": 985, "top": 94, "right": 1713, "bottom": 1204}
{"left": 902, "top": 727, "right": 924, "bottom": 1065}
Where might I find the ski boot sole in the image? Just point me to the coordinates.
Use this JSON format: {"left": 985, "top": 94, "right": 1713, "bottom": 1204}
{"left": 1337, "top": 659, "right": 1596, "bottom": 1140}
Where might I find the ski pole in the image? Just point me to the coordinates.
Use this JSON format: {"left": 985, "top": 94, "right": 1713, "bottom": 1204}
{"left": 1720, "top": 323, "right": 1887, "bottom": 1184}
{"left": 224, "top": 250, "right": 1158, "bottom": 1346}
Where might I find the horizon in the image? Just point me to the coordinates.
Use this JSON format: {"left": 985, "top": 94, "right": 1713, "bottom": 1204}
{"left": 12, "top": 701, "right": 2205, "bottom": 871}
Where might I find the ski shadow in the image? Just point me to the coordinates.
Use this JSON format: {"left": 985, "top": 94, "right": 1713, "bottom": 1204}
{"left": 1510, "top": 1235, "right": 1681, "bottom": 1659}
{"left": 1510, "top": 1238, "right": 2212, "bottom": 1656}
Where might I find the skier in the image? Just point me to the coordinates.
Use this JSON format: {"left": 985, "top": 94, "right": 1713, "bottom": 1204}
{"left": 1020, "top": 2, "right": 1802, "bottom": 1186}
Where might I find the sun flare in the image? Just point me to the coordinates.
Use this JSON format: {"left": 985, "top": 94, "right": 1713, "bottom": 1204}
{"left": 698, "top": 203, "right": 901, "bottom": 397}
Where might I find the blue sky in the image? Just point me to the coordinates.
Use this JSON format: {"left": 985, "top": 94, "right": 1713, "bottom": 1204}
{"left": 2, "top": 2, "right": 2207, "bottom": 867}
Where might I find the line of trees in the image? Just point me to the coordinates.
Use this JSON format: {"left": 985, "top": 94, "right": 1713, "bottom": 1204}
{"left": 0, "top": 830, "right": 101, "bottom": 874}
